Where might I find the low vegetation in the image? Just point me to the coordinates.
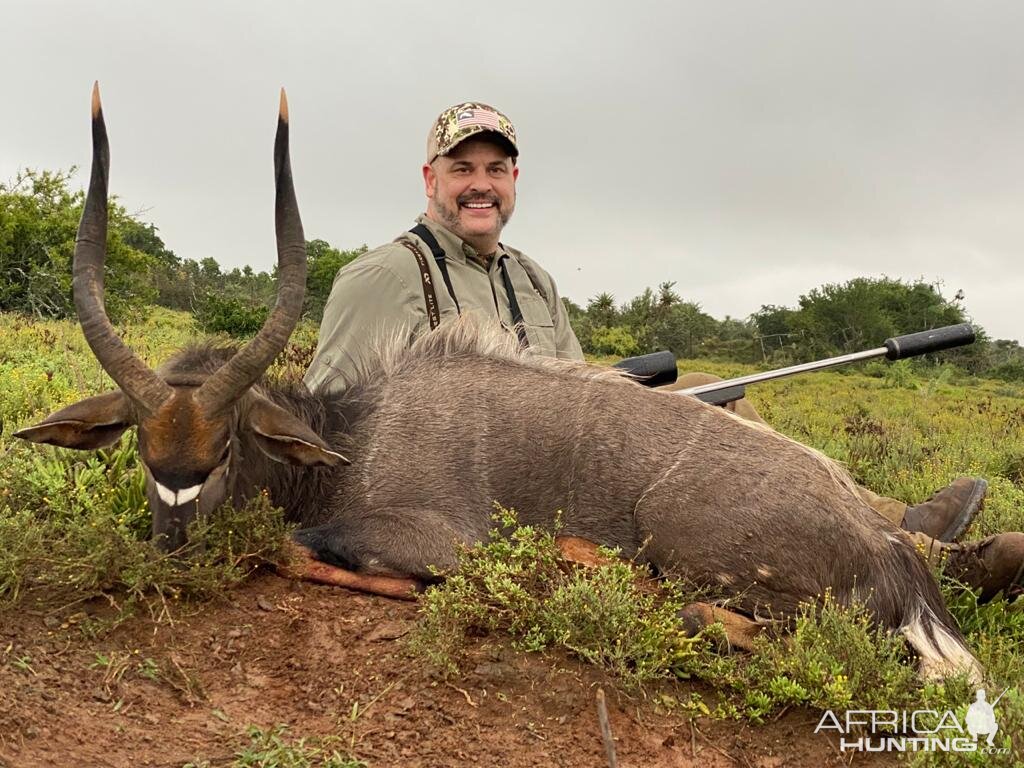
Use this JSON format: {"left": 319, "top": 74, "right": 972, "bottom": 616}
{"left": 410, "top": 506, "right": 706, "bottom": 688}
{"left": 0, "top": 310, "right": 298, "bottom": 626}
{"left": 411, "top": 511, "right": 1021, "bottom": 764}
{"left": 184, "top": 725, "right": 366, "bottom": 768}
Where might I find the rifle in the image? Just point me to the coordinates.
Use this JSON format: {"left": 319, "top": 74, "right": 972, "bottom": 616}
{"left": 614, "top": 323, "right": 976, "bottom": 406}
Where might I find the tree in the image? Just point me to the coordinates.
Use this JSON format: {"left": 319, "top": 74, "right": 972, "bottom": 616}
{"left": 561, "top": 296, "right": 586, "bottom": 330}
{"left": 656, "top": 301, "right": 718, "bottom": 358}
{"left": 701, "top": 315, "right": 758, "bottom": 362}
{"left": 750, "top": 304, "right": 801, "bottom": 362}
{"left": 304, "top": 239, "right": 366, "bottom": 321}
{"left": 0, "top": 168, "right": 157, "bottom": 320}
{"left": 616, "top": 283, "right": 719, "bottom": 358}
{"left": 785, "top": 277, "right": 967, "bottom": 361}
{"left": 585, "top": 291, "right": 619, "bottom": 326}
{"left": 119, "top": 218, "right": 190, "bottom": 309}
{"left": 590, "top": 325, "right": 639, "bottom": 357}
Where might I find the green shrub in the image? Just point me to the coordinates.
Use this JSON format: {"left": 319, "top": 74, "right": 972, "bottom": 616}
{"left": 738, "top": 595, "right": 926, "bottom": 717}
{"left": 0, "top": 479, "right": 289, "bottom": 619}
{"left": 989, "top": 361, "right": 1024, "bottom": 383}
{"left": 185, "top": 725, "right": 365, "bottom": 768}
{"left": 194, "top": 292, "right": 270, "bottom": 337}
{"left": 882, "top": 359, "right": 916, "bottom": 389}
{"left": 589, "top": 325, "right": 640, "bottom": 357}
{"left": 411, "top": 506, "right": 704, "bottom": 686}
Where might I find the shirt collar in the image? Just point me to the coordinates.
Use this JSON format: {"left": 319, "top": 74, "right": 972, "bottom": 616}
{"left": 415, "top": 214, "right": 508, "bottom": 268}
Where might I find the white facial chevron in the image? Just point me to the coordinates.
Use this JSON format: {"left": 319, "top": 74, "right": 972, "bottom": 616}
{"left": 154, "top": 481, "right": 203, "bottom": 507}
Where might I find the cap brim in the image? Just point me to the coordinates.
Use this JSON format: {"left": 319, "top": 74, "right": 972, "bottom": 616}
{"left": 441, "top": 129, "right": 518, "bottom": 159}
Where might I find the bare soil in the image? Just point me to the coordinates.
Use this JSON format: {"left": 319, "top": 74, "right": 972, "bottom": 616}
{"left": 0, "top": 572, "right": 897, "bottom": 767}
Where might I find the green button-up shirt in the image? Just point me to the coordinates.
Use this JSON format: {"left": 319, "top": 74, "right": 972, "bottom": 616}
{"left": 304, "top": 216, "right": 584, "bottom": 394}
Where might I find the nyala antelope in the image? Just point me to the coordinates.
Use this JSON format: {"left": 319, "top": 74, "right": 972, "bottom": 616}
{"left": 16, "top": 86, "right": 981, "bottom": 682}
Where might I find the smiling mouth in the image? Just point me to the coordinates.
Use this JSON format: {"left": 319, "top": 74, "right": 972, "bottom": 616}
{"left": 460, "top": 199, "right": 498, "bottom": 211}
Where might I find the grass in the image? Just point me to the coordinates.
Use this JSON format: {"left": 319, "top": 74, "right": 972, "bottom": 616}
{"left": 0, "top": 482, "right": 290, "bottom": 628}
{"left": 183, "top": 725, "right": 366, "bottom": 768}
{"left": 0, "top": 308, "right": 311, "bottom": 624}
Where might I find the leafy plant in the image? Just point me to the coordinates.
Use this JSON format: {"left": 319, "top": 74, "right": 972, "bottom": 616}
{"left": 184, "top": 725, "right": 365, "bottom": 768}
{"left": 193, "top": 292, "right": 270, "bottom": 337}
{"left": 411, "top": 506, "right": 705, "bottom": 686}
{"left": 234, "top": 725, "right": 365, "bottom": 768}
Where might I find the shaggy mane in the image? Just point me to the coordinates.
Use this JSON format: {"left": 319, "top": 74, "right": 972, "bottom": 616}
{"left": 158, "top": 343, "right": 239, "bottom": 380}
{"left": 347, "top": 313, "right": 633, "bottom": 391}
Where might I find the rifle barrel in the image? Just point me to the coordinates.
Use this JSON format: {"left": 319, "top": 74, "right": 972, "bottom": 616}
{"left": 679, "top": 347, "right": 887, "bottom": 397}
{"left": 678, "top": 323, "right": 975, "bottom": 400}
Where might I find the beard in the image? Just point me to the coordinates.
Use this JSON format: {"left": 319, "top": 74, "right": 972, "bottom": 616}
{"left": 432, "top": 187, "right": 515, "bottom": 244}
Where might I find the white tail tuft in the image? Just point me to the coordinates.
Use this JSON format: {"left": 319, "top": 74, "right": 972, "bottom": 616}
{"left": 901, "top": 597, "right": 983, "bottom": 685}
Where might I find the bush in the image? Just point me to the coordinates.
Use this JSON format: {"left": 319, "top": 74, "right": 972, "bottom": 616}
{"left": 410, "top": 506, "right": 703, "bottom": 686}
{"left": 194, "top": 292, "right": 270, "bottom": 337}
{"left": 0, "top": 168, "right": 158, "bottom": 321}
{"left": 882, "top": 359, "right": 916, "bottom": 389}
{"left": 589, "top": 325, "right": 639, "bottom": 357}
{"left": 988, "top": 361, "right": 1024, "bottom": 383}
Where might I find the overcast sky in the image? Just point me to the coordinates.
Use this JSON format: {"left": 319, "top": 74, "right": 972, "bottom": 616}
{"left": 4, "top": 1, "right": 1022, "bottom": 342}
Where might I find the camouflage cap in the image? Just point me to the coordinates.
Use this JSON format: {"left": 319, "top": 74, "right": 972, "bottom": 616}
{"left": 426, "top": 102, "right": 518, "bottom": 164}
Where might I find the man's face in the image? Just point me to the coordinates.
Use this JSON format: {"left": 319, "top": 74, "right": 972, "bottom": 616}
{"left": 423, "top": 136, "right": 518, "bottom": 252}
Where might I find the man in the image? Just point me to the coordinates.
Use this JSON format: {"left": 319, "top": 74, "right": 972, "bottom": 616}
{"left": 306, "top": 101, "right": 1023, "bottom": 601}
{"left": 305, "top": 102, "right": 581, "bottom": 397}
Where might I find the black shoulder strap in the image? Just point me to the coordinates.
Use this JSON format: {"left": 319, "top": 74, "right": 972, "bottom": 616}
{"left": 499, "top": 255, "right": 530, "bottom": 349}
{"left": 409, "top": 224, "right": 460, "bottom": 314}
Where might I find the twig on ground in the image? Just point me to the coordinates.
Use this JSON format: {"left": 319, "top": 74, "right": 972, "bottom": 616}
{"left": 152, "top": 756, "right": 233, "bottom": 768}
{"left": 446, "top": 682, "right": 478, "bottom": 707}
{"left": 524, "top": 721, "right": 548, "bottom": 741}
{"left": 595, "top": 688, "right": 618, "bottom": 768}
{"left": 692, "top": 722, "right": 741, "bottom": 766}
{"left": 705, "top": 741, "right": 742, "bottom": 765}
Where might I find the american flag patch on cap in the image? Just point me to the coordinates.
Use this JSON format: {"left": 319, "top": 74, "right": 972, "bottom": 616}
{"left": 428, "top": 101, "right": 518, "bottom": 162}
{"left": 456, "top": 109, "right": 501, "bottom": 130}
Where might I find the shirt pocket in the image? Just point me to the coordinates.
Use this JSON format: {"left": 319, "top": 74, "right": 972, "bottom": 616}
{"left": 516, "top": 293, "right": 557, "bottom": 356}
{"left": 517, "top": 293, "right": 554, "bottom": 327}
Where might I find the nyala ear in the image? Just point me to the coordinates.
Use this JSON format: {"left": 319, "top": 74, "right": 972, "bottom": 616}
{"left": 246, "top": 396, "right": 349, "bottom": 467}
{"left": 14, "top": 391, "right": 134, "bottom": 450}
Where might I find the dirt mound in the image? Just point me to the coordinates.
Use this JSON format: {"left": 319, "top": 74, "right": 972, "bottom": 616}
{"left": 0, "top": 574, "right": 890, "bottom": 767}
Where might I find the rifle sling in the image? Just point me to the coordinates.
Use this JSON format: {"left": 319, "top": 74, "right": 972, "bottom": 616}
{"left": 409, "top": 224, "right": 461, "bottom": 316}
{"left": 397, "top": 240, "right": 441, "bottom": 330}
